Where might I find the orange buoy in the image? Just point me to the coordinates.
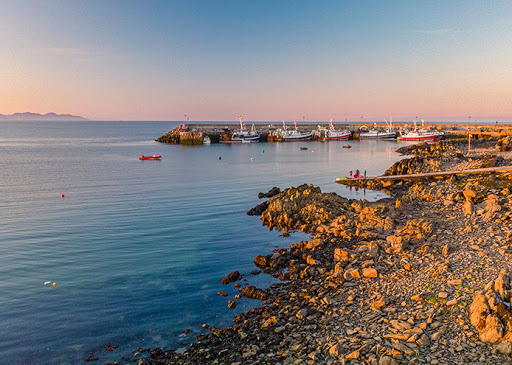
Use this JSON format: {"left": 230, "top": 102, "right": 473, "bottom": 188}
{"left": 61, "top": 194, "right": 65, "bottom": 198}
{"left": 52, "top": 282, "right": 56, "bottom": 286}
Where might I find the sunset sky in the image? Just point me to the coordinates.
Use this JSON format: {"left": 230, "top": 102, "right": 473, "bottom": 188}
{"left": 1, "top": 1, "right": 511, "bottom": 122}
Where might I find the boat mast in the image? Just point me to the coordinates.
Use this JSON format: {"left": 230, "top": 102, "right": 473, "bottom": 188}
{"left": 239, "top": 116, "right": 243, "bottom": 130}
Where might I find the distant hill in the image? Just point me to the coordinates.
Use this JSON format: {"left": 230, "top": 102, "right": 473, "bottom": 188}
{"left": 0, "top": 112, "right": 88, "bottom": 121}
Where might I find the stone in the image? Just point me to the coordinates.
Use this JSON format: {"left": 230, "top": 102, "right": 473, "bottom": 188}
{"left": 446, "top": 299, "right": 458, "bottom": 306}
{"left": 345, "top": 350, "right": 360, "bottom": 359}
{"left": 379, "top": 356, "right": 398, "bottom": 365}
{"left": 438, "top": 292, "right": 449, "bottom": 299}
{"left": 221, "top": 271, "right": 243, "bottom": 284}
{"left": 334, "top": 248, "right": 351, "bottom": 261}
{"left": 329, "top": 343, "right": 343, "bottom": 357}
{"left": 462, "top": 200, "right": 474, "bottom": 216}
{"left": 463, "top": 185, "right": 477, "bottom": 201}
{"left": 387, "top": 235, "right": 405, "bottom": 253}
{"left": 362, "top": 268, "right": 378, "bottom": 278}
{"left": 344, "top": 268, "right": 360, "bottom": 281}
{"left": 417, "top": 334, "right": 431, "bottom": 347}
{"left": 241, "top": 286, "right": 268, "bottom": 300}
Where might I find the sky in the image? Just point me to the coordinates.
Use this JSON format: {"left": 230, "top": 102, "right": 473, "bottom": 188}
{"left": 1, "top": 0, "right": 512, "bottom": 122}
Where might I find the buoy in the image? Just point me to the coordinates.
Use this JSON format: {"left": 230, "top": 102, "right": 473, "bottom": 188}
{"left": 262, "top": 149, "right": 264, "bottom": 153}
{"left": 61, "top": 194, "right": 65, "bottom": 198}
{"left": 52, "top": 282, "right": 56, "bottom": 286}
{"left": 228, "top": 162, "right": 231, "bottom": 164}
{"left": 251, "top": 158, "right": 253, "bottom": 161}
{"left": 219, "top": 156, "right": 221, "bottom": 160}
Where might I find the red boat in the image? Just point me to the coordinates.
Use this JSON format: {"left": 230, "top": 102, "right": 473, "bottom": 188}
{"left": 139, "top": 155, "right": 161, "bottom": 160}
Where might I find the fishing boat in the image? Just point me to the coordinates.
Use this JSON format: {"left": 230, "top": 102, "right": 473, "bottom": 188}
{"left": 139, "top": 155, "right": 161, "bottom": 160}
{"left": 323, "top": 119, "right": 351, "bottom": 140}
{"left": 231, "top": 116, "right": 260, "bottom": 143}
{"left": 203, "top": 135, "right": 211, "bottom": 144}
{"left": 219, "top": 127, "right": 233, "bottom": 143}
{"left": 359, "top": 118, "right": 397, "bottom": 139}
{"left": 282, "top": 121, "right": 312, "bottom": 142}
{"left": 399, "top": 120, "right": 439, "bottom": 141}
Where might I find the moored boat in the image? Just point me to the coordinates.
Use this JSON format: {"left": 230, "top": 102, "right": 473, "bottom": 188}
{"left": 282, "top": 121, "right": 312, "bottom": 142}
{"left": 139, "top": 155, "right": 161, "bottom": 160}
{"left": 203, "top": 135, "right": 211, "bottom": 144}
{"left": 231, "top": 116, "right": 260, "bottom": 143}
{"left": 324, "top": 119, "right": 351, "bottom": 140}
{"left": 359, "top": 118, "right": 397, "bottom": 139}
{"left": 398, "top": 120, "right": 440, "bottom": 141}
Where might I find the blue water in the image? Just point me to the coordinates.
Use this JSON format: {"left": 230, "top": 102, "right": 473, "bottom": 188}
{"left": 0, "top": 121, "right": 405, "bottom": 364}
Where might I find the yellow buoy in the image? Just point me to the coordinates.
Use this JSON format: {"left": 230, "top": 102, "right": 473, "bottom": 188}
{"left": 52, "top": 282, "right": 56, "bottom": 286}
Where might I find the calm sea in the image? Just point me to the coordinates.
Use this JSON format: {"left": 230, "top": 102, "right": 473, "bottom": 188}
{"left": 0, "top": 121, "right": 406, "bottom": 364}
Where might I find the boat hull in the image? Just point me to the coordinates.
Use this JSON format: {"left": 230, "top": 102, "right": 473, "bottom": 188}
{"left": 139, "top": 156, "right": 161, "bottom": 160}
{"left": 359, "top": 132, "right": 397, "bottom": 139}
{"left": 231, "top": 135, "right": 260, "bottom": 143}
{"left": 283, "top": 135, "right": 312, "bottom": 142}
{"left": 400, "top": 135, "right": 437, "bottom": 141}
{"left": 325, "top": 134, "right": 350, "bottom": 140}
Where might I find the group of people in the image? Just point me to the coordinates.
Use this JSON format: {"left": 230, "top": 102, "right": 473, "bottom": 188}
{"left": 349, "top": 169, "right": 367, "bottom": 179}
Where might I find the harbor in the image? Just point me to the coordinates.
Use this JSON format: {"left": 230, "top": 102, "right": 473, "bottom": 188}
{"left": 156, "top": 121, "right": 512, "bottom": 145}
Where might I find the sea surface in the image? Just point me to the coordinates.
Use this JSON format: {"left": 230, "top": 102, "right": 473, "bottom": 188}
{"left": 0, "top": 121, "right": 407, "bottom": 364}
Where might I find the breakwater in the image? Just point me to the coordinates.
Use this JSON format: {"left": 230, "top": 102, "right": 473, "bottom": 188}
{"left": 156, "top": 123, "right": 512, "bottom": 145}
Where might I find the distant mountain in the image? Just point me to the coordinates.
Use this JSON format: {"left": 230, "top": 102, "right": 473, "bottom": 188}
{"left": 0, "top": 112, "right": 88, "bottom": 121}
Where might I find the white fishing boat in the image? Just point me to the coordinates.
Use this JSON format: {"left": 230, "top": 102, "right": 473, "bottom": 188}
{"left": 399, "top": 120, "right": 440, "bottom": 141}
{"left": 203, "top": 135, "right": 211, "bottom": 144}
{"left": 231, "top": 116, "right": 260, "bottom": 143}
{"left": 282, "top": 121, "right": 313, "bottom": 142}
{"left": 359, "top": 118, "right": 397, "bottom": 139}
{"left": 323, "top": 119, "right": 351, "bottom": 140}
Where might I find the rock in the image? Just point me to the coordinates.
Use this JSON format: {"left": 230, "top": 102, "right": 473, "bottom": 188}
{"left": 345, "top": 350, "right": 360, "bottom": 359}
{"left": 221, "top": 271, "right": 243, "bottom": 285}
{"left": 469, "top": 271, "right": 512, "bottom": 348}
{"left": 417, "top": 334, "right": 431, "bottom": 347}
{"left": 228, "top": 299, "right": 238, "bottom": 308}
{"left": 463, "top": 185, "right": 477, "bottom": 201}
{"left": 442, "top": 244, "right": 449, "bottom": 255}
{"left": 462, "top": 200, "right": 474, "bottom": 216}
{"left": 334, "top": 248, "right": 351, "bottom": 262}
{"left": 296, "top": 308, "right": 308, "bottom": 320}
{"left": 479, "top": 197, "right": 501, "bottom": 221}
{"left": 387, "top": 235, "right": 405, "bottom": 253}
{"left": 371, "top": 299, "right": 387, "bottom": 310}
{"left": 446, "top": 299, "right": 458, "bottom": 306}
{"left": 329, "top": 343, "right": 343, "bottom": 357}
{"left": 217, "top": 291, "right": 229, "bottom": 297}
{"left": 438, "top": 292, "right": 449, "bottom": 299}
{"left": 344, "top": 268, "right": 361, "bottom": 281}
{"left": 258, "top": 186, "right": 281, "bottom": 199}
{"left": 240, "top": 286, "right": 268, "bottom": 300}
{"left": 362, "top": 268, "right": 378, "bottom": 278}
{"left": 379, "top": 355, "right": 398, "bottom": 365}
{"left": 254, "top": 254, "right": 272, "bottom": 269}
{"left": 247, "top": 201, "right": 269, "bottom": 216}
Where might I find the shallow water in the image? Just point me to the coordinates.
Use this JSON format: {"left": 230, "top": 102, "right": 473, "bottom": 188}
{"left": 0, "top": 121, "right": 406, "bottom": 364}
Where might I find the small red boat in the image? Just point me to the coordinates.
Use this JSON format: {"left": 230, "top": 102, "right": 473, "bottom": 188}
{"left": 139, "top": 155, "right": 161, "bottom": 160}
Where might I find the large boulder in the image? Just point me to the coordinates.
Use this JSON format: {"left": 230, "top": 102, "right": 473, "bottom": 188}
{"left": 470, "top": 270, "right": 512, "bottom": 354}
{"left": 259, "top": 184, "right": 351, "bottom": 233}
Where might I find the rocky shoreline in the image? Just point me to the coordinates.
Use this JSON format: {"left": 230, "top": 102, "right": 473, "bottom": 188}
{"left": 138, "top": 139, "right": 512, "bottom": 365}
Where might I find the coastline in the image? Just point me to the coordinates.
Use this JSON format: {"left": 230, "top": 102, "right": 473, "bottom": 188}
{"left": 138, "top": 138, "right": 512, "bottom": 365}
